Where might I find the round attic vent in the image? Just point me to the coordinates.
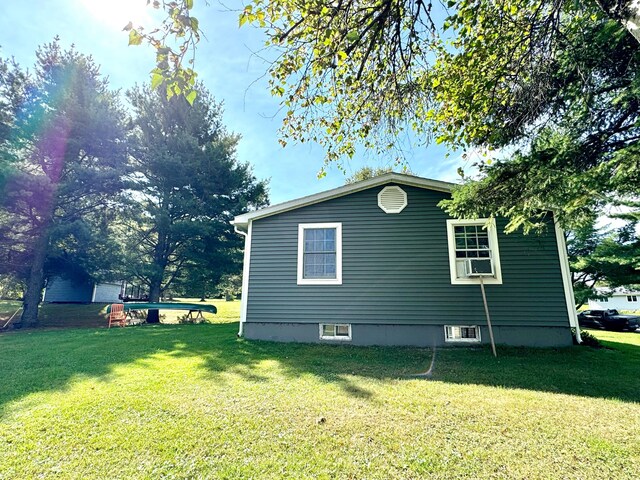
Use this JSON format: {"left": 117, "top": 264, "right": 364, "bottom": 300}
{"left": 378, "top": 185, "right": 407, "bottom": 213}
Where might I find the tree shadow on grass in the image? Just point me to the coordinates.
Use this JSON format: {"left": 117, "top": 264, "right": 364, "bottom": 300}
{"left": 0, "top": 323, "right": 638, "bottom": 416}
{"left": 423, "top": 340, "right": 640, "bottom": 403}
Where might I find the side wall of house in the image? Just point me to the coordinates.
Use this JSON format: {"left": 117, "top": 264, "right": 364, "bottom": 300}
{"left": 43, "top": 276, "right": 93, "bottom": 303}
{"left": 244, "top": 184, "right": 573, "bottom": 347}
{"left": 588, "top": 296, "right": 640, "bottom": 311}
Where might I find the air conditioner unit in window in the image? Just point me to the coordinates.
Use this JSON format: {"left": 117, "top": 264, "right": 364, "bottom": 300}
{"left": 464, "top": 258, "right": 494, "bottom": 277}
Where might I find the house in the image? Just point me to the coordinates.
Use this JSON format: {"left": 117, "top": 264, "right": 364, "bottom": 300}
{"left": 588, "top": 289, "right": 640, "bottom": 311}
{"left": 231, "top": 173, "right": 579, "bottom": 347}
{"left": 43, "top": 275, "right": 124, "bottom": 303}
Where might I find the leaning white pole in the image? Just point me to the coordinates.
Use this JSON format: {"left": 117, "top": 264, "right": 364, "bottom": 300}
{"left": 479, "top": 277, "right": 497, "bottom": 357}
{"left": 1, "top": 307, "right": 22, "bottom": 330}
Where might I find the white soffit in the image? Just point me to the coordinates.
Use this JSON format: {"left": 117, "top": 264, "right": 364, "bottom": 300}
{"left": 378, "top": 185, "right": 408, "bottom": 213}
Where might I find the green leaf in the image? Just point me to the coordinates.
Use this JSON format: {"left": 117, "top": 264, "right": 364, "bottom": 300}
{"left": 128, "top": 29, "right": 143, "bottom": 46}
{"left": 151, "top": 73, "right": 164, "bottom": 89}
{"left": 346, "top": 31, "right": 359, "bottom": 42}
{"left": 185, "top": 89, "right": 197, "bottom": 105}
{"left": 186, "top": 0, "right": 194, "bottom": 9}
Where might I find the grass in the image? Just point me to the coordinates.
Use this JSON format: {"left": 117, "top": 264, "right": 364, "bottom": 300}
{"left": 0, "top": 300, "right": 21, "bottom": 316}
{"left": 0, "top": 298, "right": 241, "bottom": 329}
{"left": 0, "top": 303, "right": 639, "bottom": 478}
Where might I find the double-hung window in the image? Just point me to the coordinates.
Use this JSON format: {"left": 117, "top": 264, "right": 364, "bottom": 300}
{"left": 446, "top": 219, "right": 502, "bottom": 285}
{"left": 297, "top": 223, "right": 342, "bottom": 285}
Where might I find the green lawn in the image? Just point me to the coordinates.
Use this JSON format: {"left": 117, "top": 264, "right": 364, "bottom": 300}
{"left": 0, "top": 299, "right": 240, "bottom": 328}
{"left": 0, "top": 300, "right": 21, "bottom": 316}
{"left": 0, "top": 307, "right": 639, "bottom": 479}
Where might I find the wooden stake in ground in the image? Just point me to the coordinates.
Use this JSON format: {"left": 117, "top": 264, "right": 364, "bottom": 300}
{"left": 479, "top": 277, "right": 497, "bottom": 358}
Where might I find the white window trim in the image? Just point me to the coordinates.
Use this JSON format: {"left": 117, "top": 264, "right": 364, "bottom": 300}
{"left": 297, "top": 222, "right": 343, "bottom": 285}
{"left": 319, "top": 323, "right": 352, "bottom": 341}
{"left": 444, "top": 325, "right": 481, "bottom": 343}
{"left": 446, "top": 218, "right": 503, "bottom": 285}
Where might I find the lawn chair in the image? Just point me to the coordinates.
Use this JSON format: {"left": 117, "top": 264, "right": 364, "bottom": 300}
{"left": 108, "top": 303, "right": 127, "bottom": 328}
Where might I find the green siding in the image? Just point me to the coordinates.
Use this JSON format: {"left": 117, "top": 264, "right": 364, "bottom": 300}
{"left": 246, "top": 184, "right": 570, "bottom": 327}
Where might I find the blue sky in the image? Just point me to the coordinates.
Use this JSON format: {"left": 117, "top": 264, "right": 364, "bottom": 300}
{"left": 0, "top": 0, "right": 470, "bottom": 204}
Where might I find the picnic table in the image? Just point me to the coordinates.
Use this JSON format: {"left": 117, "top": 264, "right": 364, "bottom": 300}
{"left": 106, "top": 302, "right": 217, "bottom": 321}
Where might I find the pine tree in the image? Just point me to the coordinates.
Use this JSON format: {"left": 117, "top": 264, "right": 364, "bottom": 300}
{"left": 0, "top": 40, "right": 128, "bottom": 327}
{"left": 125, "top": 85, "right": 267, "bottom": 322}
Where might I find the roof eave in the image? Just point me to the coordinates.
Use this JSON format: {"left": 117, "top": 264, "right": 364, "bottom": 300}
{"left": 232, "top": 173, "right": 456, "bottom": 227}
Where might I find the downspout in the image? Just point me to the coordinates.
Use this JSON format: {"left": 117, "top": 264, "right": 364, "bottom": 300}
{"left": 234, "top": 220, "right": 252, "bottom": 337}
{"left": 554, "top": 220, "right": 582, "bottom": 343}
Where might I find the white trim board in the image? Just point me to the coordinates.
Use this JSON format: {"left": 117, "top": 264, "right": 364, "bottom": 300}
{"left": 297, "top": 222, "right": 343, "bottom": 285}
{"left": 237, "top": 221, "right": 253, "bottom": 337}
{"left": 554, "top": 221, "right": 580, "bottom": 335}
{"left": 232, "top": 173, "right": 455, "bottom": 230}
{"left": 446, "top": 218, "right": 503, "bottom": 285}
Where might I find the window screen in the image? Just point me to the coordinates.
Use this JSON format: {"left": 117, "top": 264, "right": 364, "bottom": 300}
{"left": 303, "top": 228, "right": 337, "bottom": 279}
{"left": 453, "top": 225, "right": 493, "bottom": 277}
{"left": 335, "top": 324, "right": 350, "bottom": 336}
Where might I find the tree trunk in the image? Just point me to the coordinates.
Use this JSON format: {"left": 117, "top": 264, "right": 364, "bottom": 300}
{"left": 15, "top": 232, "right": 49, "bottom": 328}
{"left": 200, "top": 279, "right": 207, "bottom": 302}
{"left": 146, "top": 280, "right": 162, "bottom": 323}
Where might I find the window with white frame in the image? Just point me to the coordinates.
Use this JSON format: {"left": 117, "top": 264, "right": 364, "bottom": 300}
{"left": 444, "top": 325, "right": 481, "bottom": 342}
{"left": 319, "top": 323, "right": 351, "bottom": 340}
{"left": 446, "top": 219, "right": 502, "bottom": 285}
{"left": 297, "top": 223, "right": 342, "bottom": 285}
{"left": 628, "top": 295, "right": 638, "bottom": 302}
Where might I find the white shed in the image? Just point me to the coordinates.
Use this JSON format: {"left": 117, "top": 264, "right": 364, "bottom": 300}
{"left": 91, "top": 282, "right": 124, "bottom": 303}
{"left": 43, "top": 276, "right": 124, "bottom": 303}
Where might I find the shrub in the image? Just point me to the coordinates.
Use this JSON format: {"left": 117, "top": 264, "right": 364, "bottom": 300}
{"left": 573, "top": 329, "right": 602, "bottom": 348}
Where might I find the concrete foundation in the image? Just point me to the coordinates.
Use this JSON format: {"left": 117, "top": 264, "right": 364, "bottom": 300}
{"left": 243, "top": 322, "right": 573, "bottom": 348}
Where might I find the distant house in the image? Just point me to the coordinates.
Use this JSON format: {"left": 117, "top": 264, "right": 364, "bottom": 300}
{"left": 231, "top": 173, "right": 578, "bottom": 347}
{"left": 43, "top": 276, "right": 124, "bottom": 304}
{"left": 588, "top": 290, "right": 640, "bottom": 311}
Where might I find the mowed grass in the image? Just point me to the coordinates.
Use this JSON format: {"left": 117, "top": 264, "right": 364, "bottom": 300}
{"left": 0, "top": 298, "right": 240, "bottom": 328}
{"left": 0, "top": 304, "right": 639, "bottom": 479}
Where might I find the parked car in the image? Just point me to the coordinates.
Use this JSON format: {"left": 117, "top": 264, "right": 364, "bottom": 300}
{"left": 577, "top": 309, "right": 640, "bottom": 331}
